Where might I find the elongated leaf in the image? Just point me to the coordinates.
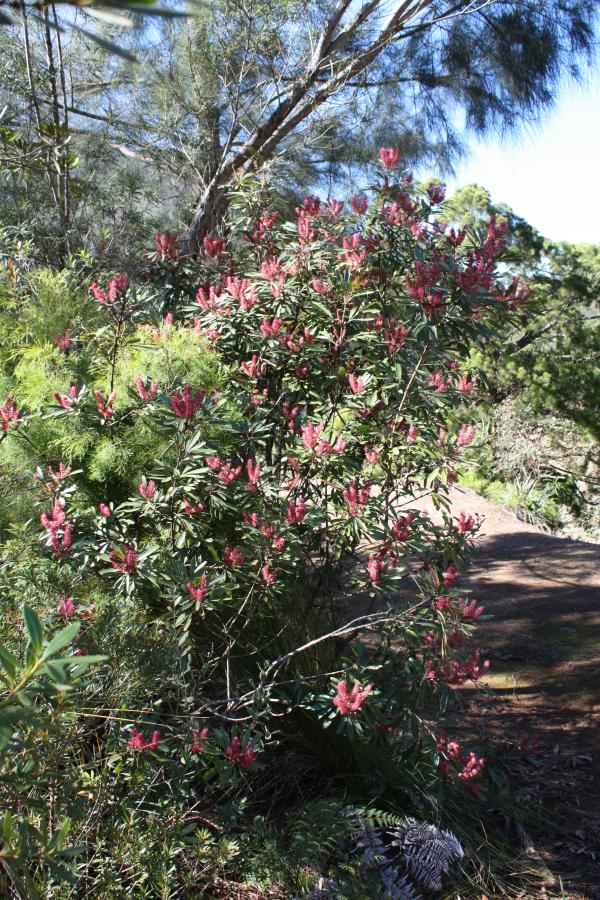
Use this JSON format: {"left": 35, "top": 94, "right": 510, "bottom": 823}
{"left": 78, "top": 28, "right": 137, "bottom": 61}
{"left": 42, "top": 662, "right": 69, "bottom": 685}
{"left": 0, "top": 645, "right": 18, "bottom": 681}
{"left": 47, "top": 818, "right": 71, "bottom": 852}
{"left": 120, "top": 5, "right": 193, "bottom": 16}
{"left": 42, "top": 623, "right": 80, "bottom": 660}
{"left": 23, "top": 606, "right": 43, "bottom": 654}
{"left": 2, "top": 812, "right": 13, "bottom": 842}
{"left": 83, "top": 7, "right": 134, "bottom": 26}
{"left": 66, "top": 654, "right": 107, "bottom": 669}
{"left": 0, "top": 706, "right": 32, "bottom": 726}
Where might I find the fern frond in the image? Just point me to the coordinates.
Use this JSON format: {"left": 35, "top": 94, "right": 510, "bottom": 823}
{"left": 388, "top": 818, "right": 464, "bottom": 892}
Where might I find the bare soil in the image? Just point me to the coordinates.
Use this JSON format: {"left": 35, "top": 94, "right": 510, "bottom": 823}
{"left": 414, "top": 487, "right": 600, "bottom": 898}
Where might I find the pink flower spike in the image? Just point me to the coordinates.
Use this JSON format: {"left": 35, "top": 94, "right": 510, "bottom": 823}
{"left": 191, "top": 727, "right": 209, "bottom": 754}
{"left": 91, "top": 282, "right": 108, "bottom": 304}
{"left": 458, "top": 597, "right": 484, "bottom": 621}
{"left": 99, "top": 503, "right": 111, "bottom": 518}
{"left": 171, "top": 384, "right": 205, "bottom": 419}
{"left": 202, "top": 235, "right": 226, "bottom": 258}
{"left": 443, "top": 565, "right": 457, "bottom": 587}
{"left": 301, "top": 422, "right": 324, "bottom": 450}
{"left": 186, "top": 575, "right": 208, "bottom": 605}
{"left": 127, "top": 727, "right": 161, "bottom": 752}
{"left": 427, "top": 182, "right": 446, "bottom": 204}
{"left": 224, "top": 545, "right": 245, "bottom": 567}
{"left": 110, "top": 545, "right": 138, "bottom": 574}
{"left": 239, "top": 745, "right": 254, "bottom": 769}
{"left": 379, "top": 147, "right": 400, "bottom": 170}
{"left": 225, "top": 736, "right": 255, "bottom": 768}
{"left": 218, "top": 462, "right": 242, "bottom": 485}
{"left": 351, "top": 194, "right": 368, "bottom": 215}
{"left": 457, "top": 512, "right": 477, "bottom": 534}
{"left": 332, "top": 680, "right": 373, "bottom": 716}
{"left": 53, "top": 331, "right": 70, "bottom": 353}
{"left": 0, "top": 396, "right": 21, "bottom": 432}
{"left": 285, "top": 498, "right": 307, "bottom": 525}
{"left": 261, "top": 564, "right": 278, "bottom": 586}
{"left": 94, "top": 389, "right": 115, "bottom": 420}
{"left": 136, "top": 378, "right": 159, "bottom": 402}
{"left": 457, "top": 423, "right": 475, "bottom": 448}
{"left": 40, "top": 501, "right": 66, "bottom": 533}
{"left": 139, "top": 480, "right": 157, "bottom": 500}
{"left": 53, "top": 391, "right": 72, "bottom": 410}
{"left": 407, "top": 424, "right": 419, "bottom": 444}
{"left": 391, "top": 513, "right": 413, "bottom": 542}
{"left": 348, "top": 373, "right": 364, "bottom": 395}
{"left": 57, "top": 596, "right": 75, "bottom": 619}
{"left": 457, "top": 374, "right": 476, "bottom": 396}
{"left": 366, "top": 553, "right": 385, "bottom": 584}
{"left": 241, "top": 355, "right": 263, "bottom": 379}
{"left": 312, "top": 278, "right": 330, "bottom": 296}
{"left": 155, "top": 231, "right": 178, "bottom": 260}
{"left": 246, "top": 459, "right": 261, "bottom": 492}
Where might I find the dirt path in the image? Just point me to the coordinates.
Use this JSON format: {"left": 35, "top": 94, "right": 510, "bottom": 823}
{"left": 414, "top": 487, "right": 600, "bottom": 896}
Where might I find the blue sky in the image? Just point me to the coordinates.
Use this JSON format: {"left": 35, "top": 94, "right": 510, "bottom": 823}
{"left": 441, "top": 71, "right": 600, "bottom": 246}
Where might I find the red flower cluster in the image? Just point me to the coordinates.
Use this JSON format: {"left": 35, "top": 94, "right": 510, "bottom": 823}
{"left": 333, "top": 680, "right": 373, "bottom": 716}
{"left": 426, "top": 649, "right": 489, "bottom": 685}
{"left": 437, "top": 732, "right": 485, "bottom": 791}
{"left": 225, "top": 736, "right": 254, "bottom": 768}
{"left": 135, "top": 378, "right": 159, "bottom": 402}
{"left": 171, "top": 384, "right": 205, "bottom": 419}
{"left": 342, "top": 482, "right": 370, "bottom": 518}
{"left": 57, "top": 596, "right": 75, "bottom": 619}
{"left": 379, "top": 147, "right": 400, "bottom": 170}
{"left": 192, "top": 727, "right": 209, "bottom": 753}
{"left": 94, "top": 390, "right": 115, "bottom": 420}
{"left": 186, "top": 575, "right": 208, "bottom": 605}
{"left": 0, "top": 396, "right": 20, "bottom": 432}
{"left": 457, "top": 511, "right": 477, "bottom": 534}
{"left": 127, "top": 728, "right": 160, "bottom": 752}
{"left": 91, "top": 273, "right": 129, "bottom": 305}
{"left": 110, "top": 545, "right": 138, "bottom": 574}
{"left": 139, "top": 480, "right": 156, "bottom": 500}
{"left": 53, "top": 382, "right": 78, "bottom": 410}
{"left": 53, "top": 331, "right": 70, "bottom": 353}
{"left": 155, "top": 231, "right": 179, "bottom": 261}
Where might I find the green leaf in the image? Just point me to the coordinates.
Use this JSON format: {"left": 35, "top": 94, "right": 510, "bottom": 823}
{"left": 66, "top": 655, "right": 107, "bottom": 669}
{"left": 0, "top": 645, "right": 18, "bottom": 681}
{"left": 118, "top": 4, "right": 192, "bottom": 16}
{"left": 0, "top": 706, "right": 32, "bottom": 727}
{"left": 47, "top": 818, "right": 71, "bottom": 852}
{"left": 42, "top": 623, "right": 80, "bottom": 660}
{"left": 23, "top": 606, "right": 43, "bottom": 654}
{"left": 78, "top": 28, "right": 137, "bottom": 61}
{"left": 2, "top": 812, "right": 13, "bottom": 842}
{"left": 83, "top": 7, "right": 134, "bottom": 27}
{"left": 42, "top": 662, "right": 69, "bottom": 685}
{"left": 0, "top": 726, "right": 13, "bottom": 750}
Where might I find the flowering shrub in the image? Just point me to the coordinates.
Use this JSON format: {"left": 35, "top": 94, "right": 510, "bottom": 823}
{"left": 26, "top": 159, "right": 517, "bottom": 748}
{"left": 0, "top": 153, "right": 526, "bottom": 888}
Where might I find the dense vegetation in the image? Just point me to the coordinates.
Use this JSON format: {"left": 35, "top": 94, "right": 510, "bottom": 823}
{"left": 0, "top": 0, "right": 598, "bottom": 896}
{"left": 446, "top": 186, "right": 600, "bottom": 535}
